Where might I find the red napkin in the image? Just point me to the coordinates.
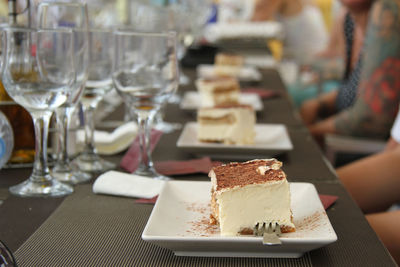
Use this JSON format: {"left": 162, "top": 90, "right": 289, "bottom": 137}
{"left": 242, "top": 88, "right": 281, "bottom": 99}
{"left": 136, "top": 193, "right": 338, "bottom": 208}
{"left": 120, "top": 129, "right": 163, "bottom": 173}
{"left": 319, "top": 194, "right": 338, "bottom": 210}
{"left": 135, "top": 195, "right": 158, "bottom": 204}
{"left": 155, "top": 157, "right": 214, "bottom": 176}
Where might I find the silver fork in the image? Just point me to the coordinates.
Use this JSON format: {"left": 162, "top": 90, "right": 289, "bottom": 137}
{"left": 254, "top": 222, "right": 282, "bottom": 245}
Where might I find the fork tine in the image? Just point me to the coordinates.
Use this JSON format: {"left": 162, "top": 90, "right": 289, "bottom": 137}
{"left": 275, "top": 222, "right": 281, "bottom": 235}
{"left": 266, "top": 222, "right": 273, "bottom": 234}
{"left": 254, "top": 222, "right": 260, "bottom": 236}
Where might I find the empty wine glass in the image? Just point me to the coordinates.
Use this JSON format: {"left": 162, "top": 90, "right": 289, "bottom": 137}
{"left": 2, "top": 27, "right": 75, "bottom": 197}
{"left": 112, "top": 31, "right": 179, "bottom": 180}
{"left": 169, "top": 4, "right": 191, "bottom": 86}
{"left": 175, "top": 0, "right": 212, "bottom": 47}
{"left": 128, "top": 4, "right": 183, "bottom": 133}
{"left": 37, "top": 1, "right": 91, "bottom": 184}
{"left": 72, "top": 29, "right": 116, "bottom": 173}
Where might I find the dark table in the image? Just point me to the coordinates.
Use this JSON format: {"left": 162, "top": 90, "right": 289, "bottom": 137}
{"left": 0, "top": 68, "right": 396, "bottom": 266}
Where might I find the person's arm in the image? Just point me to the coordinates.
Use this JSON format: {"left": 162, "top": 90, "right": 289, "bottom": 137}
{"left": 300, "top": 90, "right": 338, "bottom": 126}
{"left": 366, "top": 210, "right": 400, "bottom": 264}
{"left": 337, "top": 145, "right": 400, "bottom": 214}
{"left": 315, "top": 7, "right": 346, "bottom": 59}
{"left": 385, "top": 137, "right": 399, "bottom": 151}
{"left": 333, "top": 0, "right": 400, "bottom": 139}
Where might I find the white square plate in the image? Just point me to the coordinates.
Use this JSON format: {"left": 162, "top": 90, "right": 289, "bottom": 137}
{"left": 142, "top": 181, "right": 337, "bottom": 258}
{"left": 176, "top": 122, "right": 293, "bottom": 159}
{"left": 197, "top": 64, "right": 262, "bottom": 82}
{"left": 180, "top": 91, "right": 264, "bottom": 111}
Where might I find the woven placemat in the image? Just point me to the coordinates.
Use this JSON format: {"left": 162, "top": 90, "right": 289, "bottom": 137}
{"left": 15, "top": 185, "right": 312, "bottom": 267}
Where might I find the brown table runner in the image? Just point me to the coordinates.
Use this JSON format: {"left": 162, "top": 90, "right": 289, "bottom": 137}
{"left": 14, "top": 185, "right": 312, "bottom": 267}
{"left": 3, "top": 68, "right": 395, "bottom": 266}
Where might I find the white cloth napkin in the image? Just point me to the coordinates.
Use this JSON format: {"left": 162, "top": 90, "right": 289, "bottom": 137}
{"left": 93, "top": 171, "right": 165, "bottom": 199}
{"left": 76, "top": 122, "right": 138, "bottom": 155}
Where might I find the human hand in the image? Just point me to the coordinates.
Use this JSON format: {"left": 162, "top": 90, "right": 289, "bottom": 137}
{"left": 299, "top": 98, "right": 320, "bottom": 126}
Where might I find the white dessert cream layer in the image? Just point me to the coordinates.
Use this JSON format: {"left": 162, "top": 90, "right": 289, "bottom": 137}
{"left": 209, "top": 159, "right": 295, "bottom": 236}
{"left": 214, "top": 179, "right": 294, "bottom": 236}
{"left": 197, "top": 107, "right": 255, "bottom": 144}
{"left": 214, "top": 65, "right": 241, "bottom": 77}
{"left": 195, "top": 78, "right": 240, "bottom": 107}
{"left": 215, "top": 53, "right": 244, "bottom": 66}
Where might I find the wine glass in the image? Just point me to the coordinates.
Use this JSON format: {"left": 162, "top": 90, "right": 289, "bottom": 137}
{"left": 166, "top": 0, "right": 211, "bottom": 86}
{"left": 72, "top": 29, "right": 116, "bottom": 173}
{"left": 37, "top": 1, "right": 91, "bottom": 184}
{"left": 175, "top": 0, "right": 212, "bottom": 46}
{"left": 112, "top": 31, "right": 179, "bottom": 180}
{"left": 128, "top": 4, "right": 182, "bottom": 133}
{"left": 1, "top": 27, "right": 76, "bottom": 197}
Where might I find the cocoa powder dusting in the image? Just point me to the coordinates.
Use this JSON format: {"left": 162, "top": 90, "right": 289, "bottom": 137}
{"left": 184, "top": 202, "right": 220, "bottom": 236}
{"left": 212, "top": 159, "right": 285, "bottom": 191}
{"left": 296, "top": 211, "right": 322, "bottom": 231}
{"left": 283, "top": 211, "right": 325, "bottom": 238}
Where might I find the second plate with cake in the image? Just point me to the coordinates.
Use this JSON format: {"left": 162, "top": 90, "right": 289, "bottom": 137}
{"left": 180, "top": 91, "right": 264, "bottom": 111}
{"left": 177, "top": 122, "right": 293, "bottom": 159}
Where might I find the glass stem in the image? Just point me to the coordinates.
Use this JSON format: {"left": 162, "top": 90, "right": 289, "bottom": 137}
{"left": 55, "top": 107, "right": 73, "bottom": 166}
{"left": 31, "top": 111, "right": 52, "bottom": 182}
{"left": 137, "top": 110, "right": 156, "bottom": 172}
{"left": 82, "top": 105, "right": 97, "bottom": 155}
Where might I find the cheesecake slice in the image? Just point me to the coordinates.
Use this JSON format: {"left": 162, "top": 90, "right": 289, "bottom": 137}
{"left": 197, "top": 105, "right": 255, "bottom": 145}
{"left": 209, "top": 159, "right": 295, "bottom": 236}
{"left": 195, "top": 77, "right": 240, "bottom": 107}
{"left": 215, "top": 53, "right": 244, "bottom": 66}
{"left": 214, "top": 53, "right": 244, "bottom": 77}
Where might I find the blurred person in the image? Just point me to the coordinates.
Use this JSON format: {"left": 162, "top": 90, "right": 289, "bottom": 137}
{"left": 251, "top": 0, "right": 328, "bottom": 63}
{"left": 0, "top": 0, "right": 7, "bottom": 19}
{"left": 218, "top": 0, "right": 256, "bottom": 22}
{"left": 300, "top": 1, "right": 369, "bottom": 127}
{"left": 311, "top": 0, "right": 343, "bottom": 31}
{"left": 337, "top": 102, "right": 400, "bottom": 264}
{"left": 300, "top": 0, "right": 400, "bottom": 145}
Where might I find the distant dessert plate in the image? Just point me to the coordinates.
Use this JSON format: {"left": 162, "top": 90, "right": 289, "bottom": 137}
{"left": 197, "top": 64, "right": 262, "bottom": 82}
{"left": 176, "top": 122, "right": 293, "bottom": 159}
{"left": 142, "top": 181, "right": 337, "bottom": 258}
{"left": 180, "top": 91, "right": 263, "bottom": 111}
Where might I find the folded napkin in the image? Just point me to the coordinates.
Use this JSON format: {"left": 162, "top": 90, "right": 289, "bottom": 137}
{"left": 120, "top": 129, "right": 163, "bottom": 173}
{"left": 135, "top": 195, "right": 159, "bottom": 204}
{"left": 319, "top": 194, "right": 338, "bottom": 210}
{"left": 76, "top": 122, "right": 138, "bottom": 155}
{"left": 154, "top": 157, "right": 214, "bottom": 176}
{"left": 93, "top": 171, "right": 165, "bottom": 199}
{"left": 242, "top": 88, "right": 281, "bottom": 99}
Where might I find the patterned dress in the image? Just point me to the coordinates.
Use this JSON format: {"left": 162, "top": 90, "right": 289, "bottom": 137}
{"left": 335, "top": 13, "right": 363, "bottom": 112}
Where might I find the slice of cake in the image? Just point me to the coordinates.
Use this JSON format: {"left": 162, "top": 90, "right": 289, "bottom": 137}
{"left": 197, "top": 105, "right": 255, "bottom": 145}
{"left": 214, "top": 53, "right": 244, "bottom": 77}
{"left": 215, "top": 53, "right": 244, "bottom": 66}
{"left": 195, "top": 77, "right": 240, "bottom": 107}
{"left": 209, "top": 159, "right": 295, "bottom": 236}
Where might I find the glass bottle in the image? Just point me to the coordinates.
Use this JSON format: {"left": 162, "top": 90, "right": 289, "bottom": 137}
{"left": 0, "top": 81, "right": 35, "bottom": 164}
